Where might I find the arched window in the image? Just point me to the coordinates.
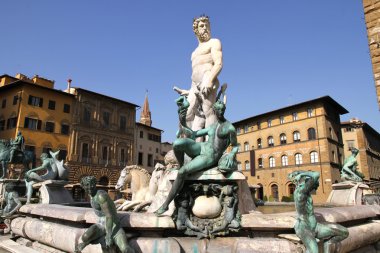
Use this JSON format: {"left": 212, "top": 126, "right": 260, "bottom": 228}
{"left": 258, "top": 158, "right": 263, "bottom": 168}
{"left": 257, "top": 138, "right": 262, "bottom": 149}
{"left": 245, "top": 160, "right": 250, "bottom": 171}
{"left": 310, "top": 151, "right": 319, "bottom": 163}
{"left": 293, "top": 131, "right": 301, "bottom": 142}
{"left": 268, "top": 136, "right": 274, "bottom": 147}
{"left": 269, "top": 156, "right": 275, "bottom": 168}
{"left": 244, "top": 142, "right": 249, "bottom": 151}
{"left": 237, "top": 143, "right": 241, "bottom": 152}
{"left": 271, "top": 184, "right": 279, "bottom": 201}
{"left": 280, "top": 133, "right": 287, "bottom": 145}
{"left": 98, "top": 176, "right": 109, "bottom": 186}
{"left": 281, "top": 155, "right": 288, "bottom": 166}
{"left": 295, "top": 153, "right": 303, "bottom": 165}
{"left": 288, "top": 183, "right": 296, "bottom": 195}
{"left": 308, "top": 128, "right": 316, "bottom": 140}
{"left": 237, "top": 162, "right": 242, "bottom": 171}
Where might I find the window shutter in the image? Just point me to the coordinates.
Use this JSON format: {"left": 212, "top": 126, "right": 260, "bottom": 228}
{"left": 39, "top": 98, "right": 43, "bottom": 107}
{"left": 24, "top": 118, "right": 29, "bottom": 128}
{"left": 37, "top": 120, "right": 42, "bottom": 130}
{"left": 250, "top": 150, "right": 255, "bottom": 176}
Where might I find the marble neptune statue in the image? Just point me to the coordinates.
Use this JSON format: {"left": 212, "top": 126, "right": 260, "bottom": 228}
{"left": 174, "top": 15, "right": 223, "bottom": 133}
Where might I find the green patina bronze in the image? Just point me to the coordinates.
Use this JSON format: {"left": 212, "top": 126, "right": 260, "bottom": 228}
{"left": 1, "top": 182, "right": 22, "bottom": 218}
{"left": 75, "top": 176, "right": 134, "bottom": 253}
{"left": 155, "top": 92, "right": 238, "bottom": 215}
{"left": 288, "top": 171, "right": 349, "bottom": 253}
{"left": 340, "top": 148, "right": 365, "bottom": 182}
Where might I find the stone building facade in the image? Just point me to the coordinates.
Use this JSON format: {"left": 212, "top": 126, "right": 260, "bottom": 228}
{"left": 0, "top": 74, "right": 75, "bottom": 170}
{"left": 341, "top": 118, "right": 380, "bottom": 190}
{"left": 233, "top": 96, "right": 348, "bottom": 203}
{"left": 363, "top": 0, "right": 380, "bottom": 109}
{"left": 65, "top": 86, "right": 138, "bottom": 197}
{"left": 135, "top": 94, "right": 171, "bottom": 173}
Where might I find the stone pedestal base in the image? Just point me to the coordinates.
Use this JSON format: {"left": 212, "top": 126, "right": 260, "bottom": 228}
{"left": 327, "top": 181, "right": 369, "bottom": 206}
{"left": 33, "top": 180, "right": 74, "bottom": 204}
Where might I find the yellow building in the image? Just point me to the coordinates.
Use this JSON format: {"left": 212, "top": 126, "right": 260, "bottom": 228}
{"left": 341, "top": 118, "right": 380, "bottom": 190}
{"left": 233, "top": 96, "right": 348, "bottom": 203}
{"left": 0, "top": 74, "right": 74, "bottom": 166}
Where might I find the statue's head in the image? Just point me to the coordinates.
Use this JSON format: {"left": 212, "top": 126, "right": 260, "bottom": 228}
{"left": 40, "top": 153, "right": 49, "bottom": 160}
{"left": 351, "top": 148, "right": 359, "bottom": 156}
{"left": 80, "top": 176, "right": 97, "bottom": 195}
{"left": 213, "top": 100, "right": 226, "bottom": 118}
{"left": 193, "top": 15, "right": 211, "bottom": 42}
{"left": 17, "top": 131, "right": 22, "bottom": 136}
{"left": 5, "top": 183, "right": 15, "bottom": 192}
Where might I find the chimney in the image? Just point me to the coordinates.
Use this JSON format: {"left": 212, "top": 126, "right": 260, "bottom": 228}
{"left": 67, "top": 79, "right": 72, "bottom": 91}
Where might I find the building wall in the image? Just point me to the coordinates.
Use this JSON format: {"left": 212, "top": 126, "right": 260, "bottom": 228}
{"left": 235, "top": 99, "right": 345, "bottom": 203}
{"left": 0, "top": 80, "right": 74, "bottom": 164}
{"left": 342, "top": 120, "right": 380, "bottom": 188}
{"left": 363, "top": 0, "right": 380, "bottom": 109}
{"left": 66, "top": 88, "right": 136, "bottom": 185}
{"left": 135, "top": 123, "right": 164, "bottom": 173}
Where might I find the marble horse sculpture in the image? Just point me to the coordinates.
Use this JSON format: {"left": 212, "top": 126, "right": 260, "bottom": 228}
{"left": 114, "top": 165, "right": 151, "bottom": 211}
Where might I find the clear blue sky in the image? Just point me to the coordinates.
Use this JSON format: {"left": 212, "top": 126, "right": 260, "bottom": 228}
{"left": 1, "top": 1, "right": 379, "bottom": 142}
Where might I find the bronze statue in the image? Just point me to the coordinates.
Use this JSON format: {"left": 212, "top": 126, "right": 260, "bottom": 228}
{"left": 9, "top": 131, "right": 24, "bottom": 163}
{"left": 288, "top": 171, "right": 349, "bottom": 253}
{"left": 340, "top": 148, "right": 364, "bottom": 182}
{"left": 75, "top": 176, "right": 134, "bottom": 253}
{"left": 1, "top": 183, "right": 22, "bottom": 217}
{"left": 155, "top": 92, "right": 238, "bottom": 215}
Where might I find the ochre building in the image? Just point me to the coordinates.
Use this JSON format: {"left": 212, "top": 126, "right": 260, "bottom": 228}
{"left": 233, "top": 96, "right": 348, "bottom": 203}
{"left": 65, "top": 85, "right": 138, "bottom": 199}
{"left": 341, "top": 118, "right": 380, "bottom": 190}
{"left": 0, "top": 74, "right": 74, "bottom": 169}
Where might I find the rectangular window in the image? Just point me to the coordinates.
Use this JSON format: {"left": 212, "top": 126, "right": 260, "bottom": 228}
{"left": 280, "top": 116, "right": 285, "bottom": 124}
{"left": 7, "top": 117, "right": 18, "bottom": 129}
{"left": 267, "top": 119, "right": 272, "bottom": 127}
{"left": 237, "top": 163, "right": 242, "bottom": 171}
{"left": 45, "top": 121, "right": 55, "bottom": 133}
{"left": 83, "top": 107, "right": 91, "bottom": 123}
{"left": 13, "top": 96, "right": 18, "bottom": 105}
{"left": 257, "top": 122, "right": 261, "bottom": 130}
{"left": 0, "top": 120, "right": 5, "bottom": 131}
{"left": 28, "top": 95, "right": 43, "bottom": 107}
{"left": 244, "top": 125, "right": 248, "bottom": 133}
{"left": 24, "top": 117, "right": 41, "bottom": 130}
{"left": 120, "top": 148, "right": 126, "bottom": 166}
{"left": 138, "top": 152, "right": 143, "bottom": 165}
{"left": 140, "top": 131, "right": 144, "bottom": 138}
{"left": 148, "top": 133, "right": 161, "bottom": 142}
{"left": 307, "top": 108, "right": 314, "bottom": 117}
{"left": 48, "top": 100, "right": 56, "bottom": 110}
{"left": 292, "top": 112, "right": 298, "bottom": 121}
{"left": 103, "top": 111, "right": 110, "bottom": 126}
{"left": 344, "top": 127, "right": 353, "bottom": 132}
{"left": 63, "top": 104, "right": 70, "bottom": 113}
{"left": 236, "top": 128, "right": 241, "bottom": 134}
{"left": 148, "top": 154, "right": 153, "bottom": 167}
{"left": 61, "top": 124, "right": 70, "bottom": 135}
{"left": 102, "top": 146, "right": 109, "bottom": 161}
{"left": 82, "top": 143, "right": 90, "bottom": 158}
{"left": 1, "top": 99, "right": 6, "bottom": 108}
{"left": 156, "top": 148, "right": 159, "bottom": 153}
{"left": 120, "top": 115, "right": 126, "bottom": 131}
{"left": 347, "top": 140, "right": 355, "bottom": 151}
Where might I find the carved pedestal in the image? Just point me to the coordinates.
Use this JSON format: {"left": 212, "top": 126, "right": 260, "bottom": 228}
{"left": 33, "top": 180, "right": 74, "bottom": 204}
{"left": 169, "top": 168, "right": 255, "bottom": 238}
{"left": 327, "top": 181, "right": 369, "bottom": 206}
